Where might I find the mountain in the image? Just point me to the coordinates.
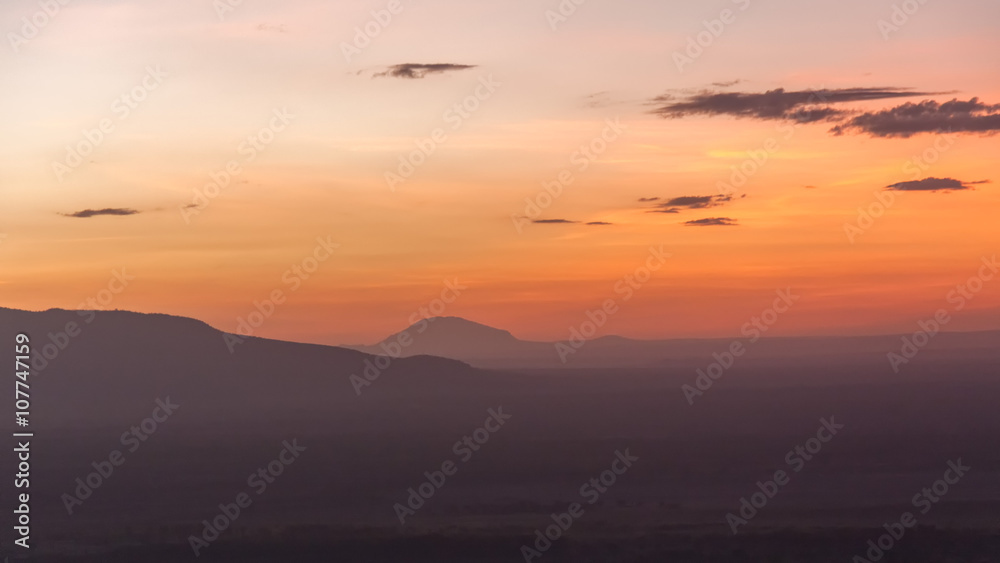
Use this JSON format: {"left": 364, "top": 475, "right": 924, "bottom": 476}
{"left": 348, "top": 315, "right": 1000, "bottom": 370}
{"left": 0, "top": 307, "right": 479, "bottom": 431}
{"left": 348, "top": 316, "right": 526, "bottom": 358}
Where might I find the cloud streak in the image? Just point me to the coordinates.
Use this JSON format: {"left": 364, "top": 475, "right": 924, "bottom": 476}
{"left": 653, "top": 87, "right": 1000, "bottom": 139}
{"left": 372, "top": 63, "right": 477, "bottom": 79}
{"left": 885, "top": 177, "right": 989, "bottom": 192}
{"left": 61, "top": 208, "right": 140, "bottom": 218}
{"left": 643, "top": 194, "right": 734, "bottom": 214}
{"left": 684, "top": 217, "right": 738, "bottom": 227}
{"left": 831, "top": 98, "right": 1000, "bottom": 137}
{"left": 651, "top": 87, "right": 933, "bottom": 122}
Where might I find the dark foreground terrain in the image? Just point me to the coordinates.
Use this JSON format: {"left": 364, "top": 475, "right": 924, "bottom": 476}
{"left": 26, "top": 527, "right": 1000, "bottom": 562}
{"left": 2, "top": 308, "right": 998, "bottom": 561}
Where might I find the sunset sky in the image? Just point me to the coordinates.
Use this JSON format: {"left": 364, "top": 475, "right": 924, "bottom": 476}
{"left": 2, "top": 0, "right": 998, "bottom": 344}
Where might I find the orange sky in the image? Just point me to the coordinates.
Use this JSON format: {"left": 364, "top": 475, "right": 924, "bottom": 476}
{"left": 1, "top": 0, "right": 998, "bottom": 344}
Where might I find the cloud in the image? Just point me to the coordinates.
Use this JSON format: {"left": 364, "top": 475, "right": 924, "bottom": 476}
{"left": 711, "top": 79, "right": 743, "bottom": 88}
{"left": 646, "top": 194, "right": 733, "bottom": 214}
{"left": 373, "top": 63, "right": 476, "bottom": 79}
{"left": 684, "top": 217, "right": 738, "bottom": 227}
{"left": 256, "top": 23, "right": 287, "bottom": 33}
{"left": 532, "top": 219, "right": 579, "bottom": 224}
{"left": 651, "top": 87, "right": 934, "bottom": 123}
{"left": 583, "top": 91, "right": 615, "bottom": 108}
{"left": 638, "top": 197, "right": 660, "bottom": 202}
{"left": 586, "top": 221, "right": 612, "bottom": 225}
{"left": 885, "top": 177, "right": 989, "bottom": 192}
{"left": 830, "top": 98, "right": 1000, "bottom": 137}
{"left": 61, "top": 208, "right": 140, "bottom": 218}
{"left": 662, "top": 195, "right": 725, "bottom": 208}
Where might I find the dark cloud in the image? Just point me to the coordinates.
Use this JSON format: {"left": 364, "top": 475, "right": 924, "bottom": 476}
{"left": 830, "top": 98, "right": 1000, "bottom": 137}
{"left": 373, "top": 63, "right": 476, "bottom": 79}
{"left": 637, "top": 197, "right": 659, "bottom": 202}
{"left": 532, "top": 219, "right": 579, "bottom": 224}
{"left": 684, "top": 217, "right": 738, "bottom": 227}
{"left": 646, "top": 194, "right": 733, "bottom": 214}
{"left": 61, "top": 208, "right": 140, "bottom": 218}
{"left": 885, "top": 177, "right": 989, "bottom": 192}
{"left": 586, "top": 221, "right": 612, "bottom": 225}
{"left": 663, "top": 195, "right": 724, "bottom": 208}
{"left": 711, "top": 79, "right": 743, "bottom": 88}
{"left": 651, "top": 87, "right": 934, "bottom": 123}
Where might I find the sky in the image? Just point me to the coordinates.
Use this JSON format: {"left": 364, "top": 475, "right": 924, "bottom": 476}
{"left": 1, "top": 0, "right": 999, "bottom": 344}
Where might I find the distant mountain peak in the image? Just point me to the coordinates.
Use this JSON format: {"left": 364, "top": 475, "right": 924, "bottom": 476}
{"left": 349, "top": 316, "right": 522, "bottom": 359}
{"left": 401, "top": 316, "right": 517, "bottom": 341}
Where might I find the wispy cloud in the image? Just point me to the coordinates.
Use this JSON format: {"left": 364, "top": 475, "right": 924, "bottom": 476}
{"left": 643, "top": 194, "right": 736, "bottom": 214}
{"left": 651, "top": 87, "right": 933, "bottom": 122}
{"left": 372, "top": 63, "right": 477, "bottom": 79}
{"left": 256, "top": 23, "right": 287, "bottom": 33}
{"left": 653, "top": 86, "right": 1000, "bottom": 139}
{"left": 532, "top": 219, "right": 578, "bottom": 224}
{"left": 684, "top": 217, "right": 738, "bottom": 227}
{"left": 831, "top": 98, "right": 1000, "bottom": 137}
{"left": 61, "top": 208, "right": 140, "bottom": 218}
{"left": 885, "top": 177, "right": 989, "bottom": 192}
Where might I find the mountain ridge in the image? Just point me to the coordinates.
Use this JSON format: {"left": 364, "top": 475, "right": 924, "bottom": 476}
{"left": 346, "top": 314, "right": 1000, "bottom": 369}
{"left": 4, "top": 306, "right": 999, "bottom": 371}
